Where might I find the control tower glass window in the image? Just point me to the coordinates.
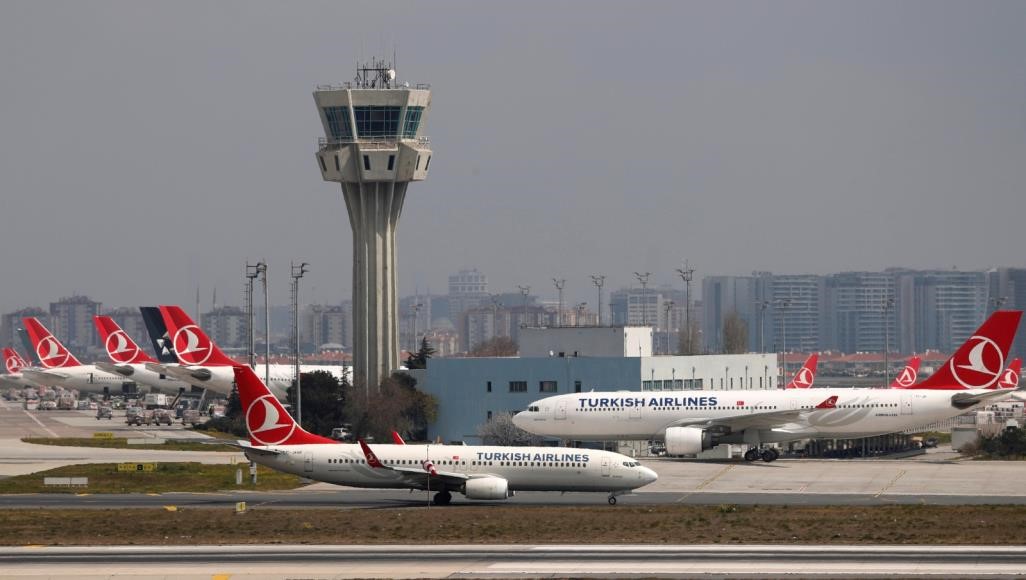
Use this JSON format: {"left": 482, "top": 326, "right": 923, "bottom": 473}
{"left": 324, "top": 107, "right": 352, "bottom": 140}
{"left": 402, "top": 106, "right": 424, "bottom": 138}
{"left": 353, "top": 106, "right": 401, "bottom": 138}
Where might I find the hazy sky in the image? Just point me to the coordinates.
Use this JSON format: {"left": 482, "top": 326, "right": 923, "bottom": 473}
{"left": 1, "top": 1, "right": 1024, "bottom": 314}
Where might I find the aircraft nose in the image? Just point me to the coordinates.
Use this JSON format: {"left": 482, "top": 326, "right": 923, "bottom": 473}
{"left": 511, "top": 411, "right": 526, "bottom": 429}
{"left": 639, "top": 466, "right": 658, "bottom": 486}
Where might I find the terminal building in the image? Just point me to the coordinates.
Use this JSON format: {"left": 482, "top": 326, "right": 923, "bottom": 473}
{"left": 416, "top": 326, "right": 777, "bottom": 443}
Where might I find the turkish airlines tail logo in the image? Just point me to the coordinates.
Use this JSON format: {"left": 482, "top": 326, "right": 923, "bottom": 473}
{"left": 912, "top": 310, "right": 1022, "bottom": 390}
{"left": 94, "top": 316, "right": 155, "bottom": 364}
{"left": 785, "top": 354, "right": 818, "bottom": 389}
{"left": 232, "top": 365, "right": 335, "bottom": 446}
{"left": 890, "top": 355, "right": 922, "bottom": 389}
{"left": 22, "top": 317, "right": 80, "bottom": 368}
{"left": 996, "top": 358, "right": 1021, "bottom": 390}
{"left": 3, "top": 348, "right": 25, "bottom": 374}
{"left": 158, "top": 306, "right": 236, "bottom": 366}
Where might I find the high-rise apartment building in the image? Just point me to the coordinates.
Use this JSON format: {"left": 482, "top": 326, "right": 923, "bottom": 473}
{"left": 302, "top": 304, "right": 350, "bottom": 349}
{"left": 896, "top": 270, "right": 987, "bottom": 353}
{"left": 824, "top": 271, "right": 897, "bottom": 353}
{"left": 49, "top": 296, "right": 102, "bottom": 351}
{"left": 1, "top": 307, "right": 48, "bottom": 352}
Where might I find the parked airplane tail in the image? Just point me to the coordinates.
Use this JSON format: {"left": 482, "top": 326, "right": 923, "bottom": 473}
{"left": 3, "top": 347, "right": 27, "bottom": 374}
{"left": 994, "top": 358, "right": 1022, "bottom": 390}
{"left": 158, "top": 305, "right": 238, "bottom": 366}
{"left": 909, "top": 310, "right": 1023, "bottom": 390}
{"left": 22, "top": 317, "right": 82, "bottom": 368}
{"left": 785, "top": 354, "right": 818, "bottom": 389}
{"left": 233, "top": 365, "right": 336, "bottom": 446}
{"left": 94, "top": 316, "right": 156, "bottom": 364}
{"left": 140, "top": 307, "right": 180, "bottom": 364}
{"left": 890, "top": 355, "right": 922, "bottom": 388}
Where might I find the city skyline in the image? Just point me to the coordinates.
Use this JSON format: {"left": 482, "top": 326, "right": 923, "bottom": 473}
{"left": 1, "top": 2, "right": 1024, "bottom": 317}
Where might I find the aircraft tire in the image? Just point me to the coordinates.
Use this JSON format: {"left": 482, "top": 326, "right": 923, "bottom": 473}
{"left": 608, "top": 495, "right": 617, "bottom": 505}
{"left": 433, "top": 491, "right": 452, "bottom": 506}
{"left": 761, "top": 449, "right": 776, "bottom": 462}
{"left": 743, "top": 448, "right": 760, "bottom": 462}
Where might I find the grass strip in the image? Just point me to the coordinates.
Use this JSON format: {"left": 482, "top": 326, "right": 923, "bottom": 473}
{"left": 21, "top": 437, "right": 237, "bottom": 452}
{"left": 0, "top": 505, "right": 1023, "bottom": 545}
{"left": 0, "top": 463, "right": 300, "bottom": 494}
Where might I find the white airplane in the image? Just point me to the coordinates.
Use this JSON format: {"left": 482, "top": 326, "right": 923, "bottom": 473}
{"left": 231, "top": 364, "right": 657, "bottom": 505}
{"left": 1, "top": 347, "right": 40, "bottom": 388}
{"left": 150, "top": 305, "right": 349, "bottom": 401}
{"left": 20, "top": 317, "right": 132, "bottom": 393}
{"left": 92, "top": 316, "right": 195, "bottom": 394}
{"left": 514, "top": 311, "right": 1023, "bottom": 463}
{"left": 784, "top": 354, "right": 818, "bottom": 389}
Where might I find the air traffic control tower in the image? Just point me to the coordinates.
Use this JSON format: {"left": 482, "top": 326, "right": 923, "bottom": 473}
{"left": 313, "top": 60, "right": 432, "bottom": 389}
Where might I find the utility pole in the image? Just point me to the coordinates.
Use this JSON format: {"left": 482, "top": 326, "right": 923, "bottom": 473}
{"left": 245, "top": 262, "right": 261, "bottom": 369}
{"left": 675, "top": 262, "right": 694, "bottom": 354}
{"left": 634, "top": 272, "right": 651, "bottom": 327}
{"left": 552, "top": 279, "right": 566, "bottom": 327}
{"left": 291, "top": 262, "right": 308, "bottom": 426}
{"left": 590, "top": 275, "right": 605, "bottom": 326}
{"left": 257, "top": 260, "right": 269, "bottom": 386}
{"left": 882, "top": 297, "right": 894, "bottom": 388}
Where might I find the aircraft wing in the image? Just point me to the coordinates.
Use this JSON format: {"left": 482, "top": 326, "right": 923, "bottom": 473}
{"left": 22, "top": 369, "right": 69, "bottom": 386}
{"left": 667, "top": 396, "right": 838, "bottom": 433}
{"left": 95, "top": 361, "right": 133, "bottom": 377}
{"left": 225, "top": 441, "right": 283, "bottom": 457}
{"left": 379, "top": 464, "right": 472, "bottom": 489}
{"left": 160, "top": 364, "right": 213, "bottom": 382}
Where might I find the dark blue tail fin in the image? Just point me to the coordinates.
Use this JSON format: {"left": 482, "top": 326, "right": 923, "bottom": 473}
{"left": 140, "top": 306, "right": 179, "bottom": 364}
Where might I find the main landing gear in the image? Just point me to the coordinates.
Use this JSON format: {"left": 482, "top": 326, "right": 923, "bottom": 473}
{"left": 433, "top": 490, "right": 452, "bottom": 506}
{"left": 744, "top": 447, "right": 780, "bottom": 463}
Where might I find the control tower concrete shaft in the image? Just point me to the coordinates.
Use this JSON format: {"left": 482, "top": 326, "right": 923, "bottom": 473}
{"left": 313, "top": 63, "right": 432, "bottom": 389}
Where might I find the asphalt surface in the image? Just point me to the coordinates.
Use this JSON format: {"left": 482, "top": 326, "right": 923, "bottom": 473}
{"left": 2, "top": 544, "right": 1026, "bottom": 578}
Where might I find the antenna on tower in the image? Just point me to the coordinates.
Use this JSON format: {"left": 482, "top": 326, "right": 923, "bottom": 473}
{"left": 355, "top": 57, "right": 396, "bottom": 89}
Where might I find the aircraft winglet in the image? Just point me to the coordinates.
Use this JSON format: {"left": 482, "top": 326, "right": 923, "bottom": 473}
{"left": 358, "top": 439, "right": 384, "bottom": 468}
{"left": 815, "top": 395, "right": 838, "bottom": 409}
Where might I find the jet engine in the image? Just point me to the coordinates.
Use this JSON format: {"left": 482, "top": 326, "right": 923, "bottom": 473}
{"left": 463, "top": 477, "right": 510, "bottom": 500}
{"left": 664, "top": 426, "right": 712, "bottom": 456}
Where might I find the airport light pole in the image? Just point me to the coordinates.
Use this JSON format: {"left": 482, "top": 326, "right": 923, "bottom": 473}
{"left": 552, "top": 279, "right": 566, "bottom": 327}
{"left": 256, "top": 260, "right": 269, "bottom": 386}
{"left": 245, "top": 262, "right": 261, "bottom": 369}
{"left": 590, "top": 275, "right": 605, "bottom": 327}
{"left": 517, "top": 285, "right": 531, "bottom": 327}
{"left": 576, "top": 302, "right": 587, "bottom": 327}
{"left": 634, "top": 272, "right": 651, "bottom": 327}
{"left": 664, "top": 300, "right": 675, "bottom": 354}
{"left": 757, "top": 300, "right": 770, "bottom": 353}
{"left": 774, "top": 298, "right": 791, "bottom": 388}
{"left": 675, "top": 262, "right": 694, "bottom": 354}
{"left": 882, "top": 297, "right": 894, "bottom": 387}
{"left": 291, "top": 262, "right": 308, "bottom": 426}
{"left": 410, "top": 302, "right": 423, "bottom": 353}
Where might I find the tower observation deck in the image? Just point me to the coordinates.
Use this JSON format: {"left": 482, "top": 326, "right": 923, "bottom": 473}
{"left": 313, "top": 60, "right": 432, "bottom": 389}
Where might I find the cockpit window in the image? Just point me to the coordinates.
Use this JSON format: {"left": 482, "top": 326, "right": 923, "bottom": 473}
{"left": 527, "top": 406, "right": 540, "bottom": 412}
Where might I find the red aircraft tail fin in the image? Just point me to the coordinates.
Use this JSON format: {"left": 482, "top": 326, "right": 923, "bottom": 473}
{"left": 890, "top": 355, "right": 922, "bottom": 388}
{"left": 94, "top": 316, "right": 156, "bottom": 364}
{"left": 785, "top": 354, "right": 818, "bottom": 389}
{"left": 359, "top": 439, "right": 385, "bottom": 468}
{"left": 910, "top": 311, "right": 1022, "bottom": 390}
{"left": 815, "top": 395, "right": 838, "bottom": 409}
{"left": 22, "top": 317, "right": 82, "bottom": 368}
{"left": 158, "top": 305, "right": 238, "bottom": 366}
{"left": 3, "top": 347, "right": 26, "bottom": 374}
{"left": 995, "top": 358, "right": 1022, "bottom": 390}
{"left": 233, "top": 365, "right": 336, "bottom": 446}
{"left": 391, "top": 431, "right": 406, "bottom": 445}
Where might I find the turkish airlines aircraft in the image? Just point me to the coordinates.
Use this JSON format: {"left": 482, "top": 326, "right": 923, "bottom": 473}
{"left": 890, "top": 355, "right": 923, "bottom": 388}
{"left": 232, "top": 364, "right": 657, "bottom": 505}
{"left": 153, "top": 305, "right": 349, "bottom": 400}
{"left": 0, "top": 347, "right": 39, "bottom": 388}
{"left": 514, "top": 311, "right": 1023, "bottom": 463}
{"left": 784, "top": 354, "right": 818, "bottom": 389}
{"left": 20, "top": 317, "right": 130, "bottom": 392}
{"left": 92, "top": 316, "right": 192, "bottom": 393}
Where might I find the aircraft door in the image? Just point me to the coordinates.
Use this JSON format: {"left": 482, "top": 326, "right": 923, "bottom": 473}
{"left": 629, "top": 404, "right": 642, "bottom": 420}
{"left": 900, "top": 394, "right": 913, "bottom": 416}
{"left": 304, "top": 452, "right": 314, "bottom": 473}
{"left": 555, "top": 400, "right": 567, "bottom": 421}
{"left": 789, "top": 399, "right": 798, "bottom": 411}
{"left": 601, "top": 457, "right": 610, "bottom": 477}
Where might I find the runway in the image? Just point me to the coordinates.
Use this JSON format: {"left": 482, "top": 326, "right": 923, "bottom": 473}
{"left": 2, "top": 544, "right": 1025, "bottom": 578}
{"left": 3, "top": 488, "right": 1026, "bottom": 509}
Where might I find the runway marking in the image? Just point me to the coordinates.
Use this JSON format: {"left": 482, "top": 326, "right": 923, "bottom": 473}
{"left": 22, "top": 410, "right": 59, "bottom": 438}
{"left": 875, "top": 469, "right": 906, "bottom": 497}
{"left": 696, "top": 465, "right": 734, "bottom": 490}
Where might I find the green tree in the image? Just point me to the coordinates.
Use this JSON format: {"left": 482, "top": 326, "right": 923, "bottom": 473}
{"left": 722, "top": 311, "right": 749, "bottom": 354}
{"left": 288, "top": 370, "right": 346, "bottom": 437}
{"left": 405, "top": 337, "right": 436, "bottom": 369}
{"left": 342, "top": 373, "right": 439, "bottom": 442}
{"left": 201, "top": 387, "right": 248, "bottom": 437}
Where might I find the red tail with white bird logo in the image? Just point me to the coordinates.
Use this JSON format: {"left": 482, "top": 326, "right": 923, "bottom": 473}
{"left": 93, "top": 316, "right": 156, "bottom": 364}
{"left": 889, "top": 355, "right": 922, "bottom": 388}
{"left": 22, "top": 317, "right": 82, "bottom": 368}
{"left": 158, "top": 305, "right": 238, "bottom": 366}
{"left": 908, "top": 310, "right": 1023, "bottom": 390}
{"left": 3, "top": 347, "right": 28, "bottom": 374}
{"left": 993, "top": 358, "right": 1021, "bottom": 390}
{"left": 232, "top": 364, "right": 335, "bottom": 446}
{"left": 785, "top": 354, "right": 818, "bottom": 389}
